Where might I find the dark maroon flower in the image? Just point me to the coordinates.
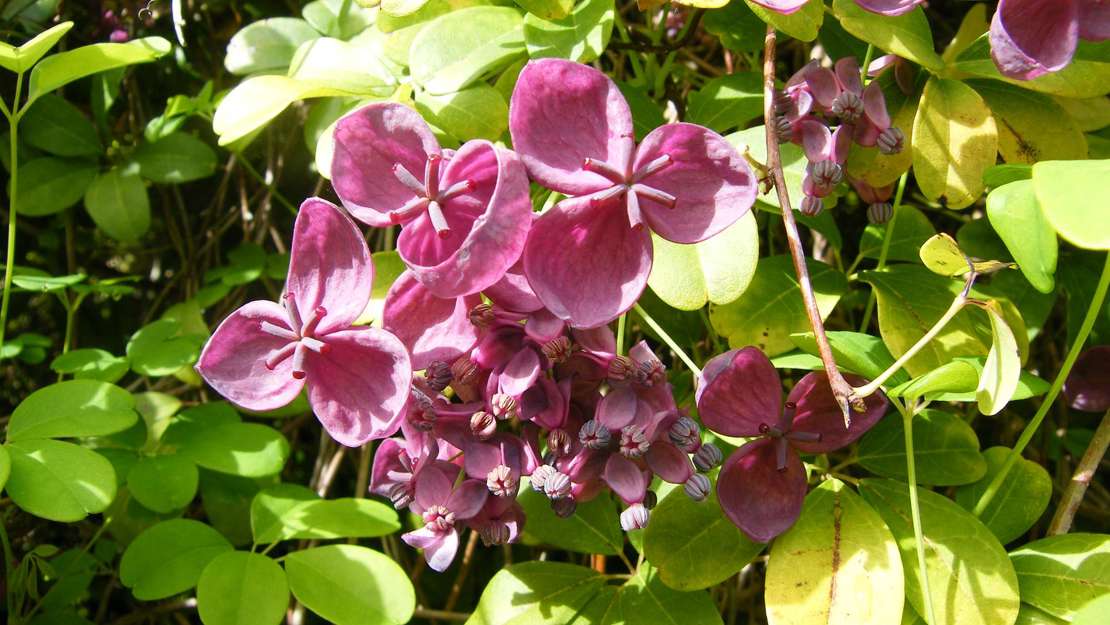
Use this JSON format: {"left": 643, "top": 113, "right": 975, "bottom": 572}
{"left": 1064, "top": 346, "right": 1110, "bottom": 413}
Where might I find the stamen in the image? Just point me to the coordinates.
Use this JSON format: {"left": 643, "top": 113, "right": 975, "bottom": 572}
{"left": 300, "top": 306, "right": 327, "bottom": 338}
{"left": 631, "top": 183, "right": 676, "bottom": 209}
{"left": 389, "top": 196, "right": 431, "bottom": 225}
{"left": 438, "top": 179, "right": 475, "bottom": 202}
{"left": 633, "top": 154, "right": 672, "bottom": 181}
{"left": 582, "top": 158, "right": 627, "bottom": 184}
{"left": 393, "top": 163, "right": 427, "bottom": 196}
{"left": 776, "top": 438, "right": 789, "bottom": 472}
{"left": 778, "top": 400, "right": 798, "bottom": 433}
{"left": 586, "top": 184, "right": 626, "bottom": 208}
{"left": 283, "top": 292, "right": 303, "bottom": 334}
{"left": 626, "top": 189, "right": 645, "bottom": 231}
{"left": 425, "top": 154, "right": 442, "bottom": 198}
{"left": 786, "top": 431, "right": 821, "bottom": 443}
{"left": 264, "top": 343, "right": 297, "bottom": 370}
{"left": 291, "top": 343, "right": 307, "bottom": 379}
{"left": 300, "top": 336, "right": 329, "bottom": 354}
{"left": 260, "top": 321, "right": 297, "bottom": 341}
{"left": 426, "top": 201, "right": 451, "bottom": 238}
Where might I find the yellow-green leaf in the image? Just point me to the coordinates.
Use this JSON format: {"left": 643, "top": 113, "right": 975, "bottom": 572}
{"left": 968, "top": 79, "right": 1087, "bottom": 164}
{"left": 648, "top": 211, "right": 758, "bottom": 311}
{"left": 834, "top": 0, "right": 943, "bottom": 71}
{"left": 975, "top": 300, "right": 1021, "bottom": 416}
{"left": 985, "top": 179, "right": 1057, "bottom": 294}
{"left": 941, "top": 3, "right": 987, "bottom": 64}
{"left": 912, "top": 77, "right": 997, "bottom": 209}
{"left": 0, "top": 22, "right": 73, "bottom": 73}
{"left": 28, "top": 37, "right": 171, "bottom": 104}
{"left": 1033, "top": 159, "right": 1110, "bottom": 250}
{"left": 744, "top": 0, "right": 823, "bottom": 43}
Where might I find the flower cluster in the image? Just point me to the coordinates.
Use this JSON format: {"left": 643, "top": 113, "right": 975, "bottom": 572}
{"left": 774, "top": 57, "right": 904, "bottom": 220}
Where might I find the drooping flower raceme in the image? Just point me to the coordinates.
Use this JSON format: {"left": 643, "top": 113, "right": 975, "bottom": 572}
{"left": 696, "top": 347, "right": 887, "bottom": 542}
{"left": 196, "top": 198, "right": 412, "bottom": 446}
{"left": 989, "top": 0, "right": 1110, "bottom": 80}
{"left": 509, "top": 58, "right": 756, "bottom": 328}
{"left": 331, "top": 102, "right": 533, "bottom": 298}
{"left": 749, "top": 0, "right": 925, "bottom": 17}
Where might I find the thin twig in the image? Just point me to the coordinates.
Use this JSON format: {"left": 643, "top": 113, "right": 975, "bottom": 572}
{"left": 1048, "top": 409, "right": 1110, "bottom": 535}
{"left": 414, "top": 608, "right": 469, "bottom": 622}
{"left": 444, "top": 530, "right": 479, "bottom": 611}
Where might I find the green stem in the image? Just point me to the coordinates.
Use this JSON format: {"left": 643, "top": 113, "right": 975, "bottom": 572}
{"left": 895, "top": 398, "right": 937, "bottom": 625}
{"left": 1, "top": 511, "right": 15, "bottom": 621}
{"left": 973, "top": 251, "right": 1110, "bottom": 516}
{"left": 858, "top": 171, "right": 909, "bottom": 332}
{"left": 1, "top": 72, "right": 24, "bottom": 355}
{"left": 337, "top": 0, "right": 354, "bottom": 33}
{"left": 616, "top": 313, "right": 627, "bottom": 356}
{"left": 860, "top": 44, "right": 876, "bottom": 85}
{"left": 613, "top": 11, "right": 646, "bottom": 83}
{"left": 632, "top": 303, "right": 701, "bottom": 377}
{"left": 238, "top": 157, "right": 298, "bottom": 215}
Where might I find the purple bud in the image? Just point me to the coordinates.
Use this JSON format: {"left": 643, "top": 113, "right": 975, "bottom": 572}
{"left": 638, "top": 360, "right": 666, "bottom": 387}
{"left": 486, "top": 464, "right": 518, "bottom": 497}
{"left": 607, "top": 355, "right": 636, "bottom": 382}
{"left": 542, "top": 336, "right": 572, "bottom": 364}
{"left": 530, "top": 465, "right": 557, "bottom": 492}
{"left": 470, "top": 411, "right": 497, "bottom": 441}
{"left": 551, "top": 496, "right": 577, "bottom": 518}
{"left": 451, "top": 356, "right": 480, "bottom": 386}
{"left": 643, "top": 490, "right": 658, "bottom": 510}
{"left": 773, "top": 90, "right": 794, "bottom": 116}
{"left": 620, "top": 503, "right": 650, "bottom": 531}
{"left": 547, "top": 428, "right": 573, "bottom": 457}
{"left": 877, "top": 127, "right": 905, "bottom": 155}
{"left": 800, "top": 195, "right": 824, "bottom": 217}
{"left": 811, "top": 160, "right": 844, "bottom": 190}
{"left": 543, "top": 470, "right": 572, "bottom": 500}
{"left": 831, "top": 91, "right": 864, "bottom": 122}
{"left": 774, "top": 116, "right": 793, "bottom": 143}
{"left": 868, "top": 202, "right": 893, "bottom": 224}
{"left": 425, "top": 360, "right": 453, "bottom": 392}
{"left": 479, "top": 523, "right": 511, "bottom": 546}
{"left": 578, "top": 420, "right": 612, "bottom": 450}
{"left": 490, "top": 393, "right": 518, "bottom": 421}
{"left": 388, "top": 482, "right": 413, "bottom": 509}
{"left": 693, "top": 443, "right": 723, "bottom": 472}
{"left": 619, "top": 426, "right": 649, "bottom": 459}
{"left": 468, "top": 303, "right": 495, "bottom": 328}
{"left": 668, "top": 417, "right": 701, "bottom": 453}
{"left": 684, "top": 473, "right": 711, "bottom": 502}
{"left": 109, "top": 29, "right": 130, "bottom": 43}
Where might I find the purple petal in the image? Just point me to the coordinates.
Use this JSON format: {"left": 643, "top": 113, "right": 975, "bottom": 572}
{"left": 629, "top": 340, "right": 661, "bottom": 369}
{"left": 464, "top": 434, "right": 524, "bottom": 479}
{"left": 519, "top": 377, "right": 569, "bottom": 430}
{"left": 989, "top": 0, "right": 1079, "bottom": 80}
{"left": 369, "top": 438, "right": 409, "bottom": 498}
{"left": 717, "top": 438, "right": 806, "bottom": 543}
{"left": 522, "top": 196, "right": 652, "bottom": 329}
{"left": 302, "top": 328, "right": 412, "bottom": 446}
{"left": 446, "top": 480, "right": 490, "bottom": 519}
{"left": 1064, "top": 345, "right": 1110, "bottom": 413}
{"left": 855, "top": 0, "right": 925, "bottom": 17}
{"left": 804, "top": 66, "right": 840, "bottom": 110}
{"left": 484, "top": 259, "right": 543, "bottom": 313}
{"left": 597, "top": 387, "right": 638, "bottom": 430}
{"left": 402, "top": 526, "right": 458, "bottom": 572}
{"left": 794, "top": 118, "right": 835, "bottom": 162}
{"left": 382, "top": 271, "right": 480, "bottom": 371}
{"left": 524, "top": 309, "right": 566, "bottom": 343}
{"left": 196, "top": 300, "right": 304, "bottom": 411}
{"left": 696, "top": 347, "right": 783, "bottom": 438}
{"left": 414, "top": 461, "right": 456, "bottom": 510}
{"left": 747, "top": 0, "right": 809, "bottom": 14}
{"left": 572, "top": 326, "right": 617, "bottom": 358}
{"left": 331, "top": 103, "right": 441, "bottom": 227}
{"left": 1079, "top": 0, "right": 1110, "bottom": 40}
{"left": 645, "top": 442, "right": 694, "bottom": 484}
{"left": 633, "top": 123, "right": 756, "bottom": 244}
{"left": 508, "top": 58, "right": 634, "bottom": 195}
{"left": 834, "top": 57, "right": 862, "bottom": 95}
{"left": 603, "top": 453, "right": 648, "bottom": 504}
{"left": 398, "top": 141, "right": 533, "bottom": 298}
{"left": 499, "top": 348, "right": 543, "bottom": 397}
{"left": 787, "top": 373, "right": 888, "bottom": 454}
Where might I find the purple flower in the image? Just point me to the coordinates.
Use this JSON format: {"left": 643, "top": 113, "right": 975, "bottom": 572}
{"left": 382, "top": 270, "right": 481, "bottom": 370}
{"left": 331, "top": 103, "right": 533, "bottom": 298}
{"left": 508, "top": 58, "right": 756, "bottom": 328}
{"left": 402, "top": 461, "right": 489, "bottom": 571}
{"left": 196, "top": 199, "right": 412, "bottom": 446}
{"left": 1064, "top": 346, "right": 1110, "bottom": 413}
{"left": 989, "top": 0, "right": 1110, "bottom": 80}
{"left": 695, "top": 347, "right": 888, "bottom": 542}
{"left": 750, "top": 0, "right": 924, "bottom": 16}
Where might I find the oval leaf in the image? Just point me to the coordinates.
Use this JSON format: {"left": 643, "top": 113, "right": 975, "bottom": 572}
{"left": 8, "top": 379, "right": 137, "bottom": 442}
{"left": 224, "top": 17, "right": 320, "bottom": 75}
{"left": 285, "top": 545, "right": 415, "bottom": 625}
{"left": 120, "top": 519, "right": 234, "bottom": 600}
{"left": 196, "top": 551, "right": 289, "bottom": 625}
{"left": 648, "top": 211, "right": 758, "bottom": 311}
{"left": 84, "top": 167, "right": 152, "bottom": 243}
{"left": 976, "top": 300, "right": 1022, "bottom": 416}
{"left": 986, "top": 180, "right": 1057, "bottom": 294}
{"left": 132, "top": 132, "right": 218, "bottom": 183}
{"left": 858, "top": 409, "right": 986, "bottom": 486}
{"left": 15, "top": 157, "right": 98, "bottom": 217}
{"left": 518, "top": 486, "right": 623, "bottom": 555}
{"left": 744, "top": 0, "right": 823, "bottom": 43}
{"left": 468, "top": 561, "right": 606, "bottom": 625}
{"left": 1033, "top": 159, "right": 1110, "bottom": 250}
{"left": 1010, "top": 533, "right": 1110, "bottom": 621}
{"left": 22, "top": 94, "right": 101, "bottom": 157}
{"left": 523, "top": 0, "right": 614, "bottom": 64}
{"left": 409, "top": 7, "right": 526, "bottom": 95}
{"left": 29, "top": 37, "right": 172, "bottom": 103}
{"left": 912, "top": 77, "right": 998, "bottom": 209}
{"left": 954, "top": 446, "right": 1052, "bottom": 545}
{"left": 4, "top": 439, "right": 117, "bottom": 522}
{"left": 126, "top": 453, "right": 199, "bottom": 513}
{"left": 833, "top": 0, "right": 943, "bottom": 71}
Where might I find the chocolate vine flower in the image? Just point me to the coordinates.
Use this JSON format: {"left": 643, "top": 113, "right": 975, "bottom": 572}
{"left": 402, "top": 461, "right": 489, "bottom": 571}
{"left": 509, "top": 58, "right": 756, "bottom": 328}
{"left": 989, "top": 0, "right": 1110, "bottom": 80}
{"left": 696, "top": 347, "right": 887, "bottom": 542}
{"left": 1064, "top": 345, "right": 1110, "bottom": 413}
{"left": 749, "top": 0, "right": 924, "bottom": 16}
{"left": 196, "top": 199, "right": 412, "bottom": 446}
{"left": 382, "top": 270, "right": 481, "bottom": 370}
{"left": 331, "top": 103, "right": 532, "bottom": 298}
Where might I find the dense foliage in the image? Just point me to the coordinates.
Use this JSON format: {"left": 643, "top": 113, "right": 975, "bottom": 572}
{"left": 1, "top": 1, "right": 1109, "bottom": 624}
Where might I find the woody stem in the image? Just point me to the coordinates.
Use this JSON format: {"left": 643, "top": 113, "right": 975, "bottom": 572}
{"left": 762, "top": 26, "right": 858, "bottom": 425}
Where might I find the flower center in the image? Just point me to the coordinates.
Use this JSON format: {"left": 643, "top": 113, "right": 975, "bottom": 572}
{"left": 387, "top": 153, "right": 475, "bottom": 239}
{"left": 259, "top": 293, "right": 332, "bottom": 379}
{"left": 581, "top": 151, "right": 676, "bottom": 231}
{"left": 423, "top": 505, "right": 456, "bottom": 532}
{"left": 757, "top": 401, "right": 821, "bottom": 472}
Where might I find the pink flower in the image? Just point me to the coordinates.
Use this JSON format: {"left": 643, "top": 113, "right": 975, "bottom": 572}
{"left": 508, "top": 59, "right": 756, "bottom": 328}
{"left": 696, "top": 347, "right": 888, "bottom": 542}
{"left": 989, "top": 0, "right": 1110, "bottom": 80}
{"left": 195, "top": 198, "right": 412, "bottom": 446}
{"left": 750, "top": 0, "right": 924, "bottom": 16}
{"left": 402, "top": 461, "right": 490, "bottom": 571}
{"left": 382, "top": 270, "right": 481, "bottom": 371}
{"left": 331, "top": 103, "right": 533, "bottom": 298}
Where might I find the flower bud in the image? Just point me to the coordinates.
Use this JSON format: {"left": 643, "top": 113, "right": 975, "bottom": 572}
{"left": 619, "top": 426, "right": 649, "bottom": 459}
{"left": 607, "top": 355, "right": 636, "bottom": 382}
{"left": 773, "top": 89, "right": 794, "bottom": 116}
{"left": 479, "top": 523, "right": 511, "bottom": 546}
{"left": 486, "top": 464, "right": 518, "bottom": 497}
{"left": 541, "top": 336, "right": 572, "bottom": 365}
{"left": 868, "top": 202, "right": 893, "bottom": 225}
{"left": 811, "top": 160, "right": 844, "bottom": 190}
{"left": 877, "top": 127, "right": 904, "bottom": 155}
{"left": 643, "top": 490, "right": 658, "bottom": 510}
{"left": 684, "top": 473, "right": 711, "bottom": 502}
{"left": 468, "top": 303, "right": 496, "bottom": 328}
{"left": 451, "top": 356, "right": 480, "bottom": 386}
{"left": 578, "top": 420, "right": 612, "bottom": 450}
{"left": 543, "top": 470, "right": 572, "bottom": 500}
{"left": 831, "top": 91, "right": 864, "bottom": 122}
{"left": 530, "top": 465, "right": 557, "bottom": 492}
{"left": 638, "top": 360, "right": 666, "bottom": 387}
{"left": 470, "top": 411, "right": 497, "bottom": 441}
{"left": 800, "top": 195, "right": 824, "bottom": 217}
{"left": 424, "top": 360, "right": 453, "bottom": 392}
{"left": 620, "top": 503, "right": 650, "bottom": 531}
{"left": 490, "top": 393, "right": 518, "bottom": 421}
{"left": 774, "top": 116, "right": 793, "bottom": 143}
{"left": 551, "top": 496, "right": 577, "bottom": 518}
{"left": 547, "top": 428, "right": 573, "bottom": 457}
{"left": 693, "top": 442, "right": 723, "bottom": 472}
{"left": 668, "top": 417, "right": 701, "bottom": 452}
{"left": 388, "top": 482, "right": 413, "bottom": 509}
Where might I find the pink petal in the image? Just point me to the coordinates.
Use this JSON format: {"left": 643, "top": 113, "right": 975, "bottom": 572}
{"left": 484, "top": 259, "right": 543, "bottom": 313}
{"left": 696, "top": 347, "right": 783, "bottom": 438}
{"left": 402, "top": 526, "right": 458, "bottom": 572}
{"left": 414, "top": 461, "right": 456, "bottom": 510}
{"left": 383, "top": 271, "right": 480, "bottom": 370}
{"left": 861, "top": 81, "right": 891, "bottom": 129}
{"left": 522, "top": 196, "right": 652, "bottom": 329}
{"left": 196, "top": 300, "right": 305, "bottom": 411}
{"left": 519, "top": 376, "right": 569, "bottom": 430}
{"left": 572, "top": 326, "right": 616, "bottom": 358}
{"left": 804, "top": 66, "right": 840, "bottom": 109}
{"left": 794, "top": 118, "right": 835, "bottom": 162}
{"left": 633, "top": 123, "right": 756, "bottom": 244}
{"left": 331, "top": 102, "right": 441, "bottom": 227}
{"left": 302, "top": 328, "right": 412, "bottom": 446}
{"left": 286, "top": 198, "right": 375, "bottom": 334}
{"left": 1079, "top": 0, "right": 1110, "bottom": 40}
{"left": 499, "top": 348, "right": 543, "bottom": 397}
{"left": 524, "top": 309, "right": 566, "bottom": 343}
{"left": 989, "top": 0, "right": 1079, "bottom": 80}
{"left": 855, "top": 0, "right": 925, "bottom": 17}
{"left": 508, "top": 58, "right": 634, "bottom": 195}
{"left": 747, "top": 0, "right": 810, "bottom": 14}
{"left": 629, "top": 340, "right": 661, "bottom": 369}
{"left": 597, "top": 387, "right": 639, "bottom": 430}
{"left": 787, "top": 373, "right": 888, "bottom": 454}
{"left": 447, "top": 481, "right": 490, "bottom": 519}
{"left": 398, "top": 141, "right": 533, "bottom": 298}
{"left": 834, "top": 57, "right": 863, "bottom": 95}
{"left": 645, "top": 442, "right": 693, "bottom": 484}
{"left": 369, "top": 438, "right": 409, "bottom": 498}
{"left": 603, "top": 453, "right": 648, "bottom": 504}
{"left": 717, "top": 438, "right": 806, "bottom": 543}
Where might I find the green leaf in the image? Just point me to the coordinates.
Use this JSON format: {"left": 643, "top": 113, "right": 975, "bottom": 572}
{"left": 983, "top": 164, "right": 1032, "bottom": 188}
{"left": 605, "top": 563, "right": 724, "bottom": 625}
{"left": 954, "top": 37, "right": 1110, "bottom": 99}
{"left": 410, "top": 6, "right": 526, "bottom": 95}
{"left": 887, "top": 359, "right": 980, "bottom": 399}
{"left": 7, "top": 379, "right": 137, "bottom": 441}
{"left": 514, "top": 0, "right": 574, "bottom": 20}
{"left": 644, "top": 476, "right": 764, "bottom": 591}
{"left": 1074, "top": 594, "right": 1110, "bottom": 625}
{"left": 858, "top": 205, "right": 937, "bottom": 262}
{"left": 207, "top": 243, "right": 268, "bottom": 286}
{"left": 355, "top": 250, "right": 407, "bottom": 326}
{"left": 84, "top": 167, "right": 151, "bottom": 242}
{"left": 912, "top": 77, "right": 998, "bottom": 209}
{"left": 744, "top": 0, "right": 822, "bottom": 42}
{"left": 126, "top": 319, "right": 204, "bottom": 377}
{"left": 302, "top": 0, "right": 375, "bottom": 39}
{"left": 415, "top": 84, "right": 509, "bottom": 142}
{"left": 198, "top": 470, "right": 258, "bottom": 547}
{"left": 918, "top": 233, "right": 1011, "bottom": 278}
{"left": 858, "top": 409, "right": 986, "bottom": 486}
{"left": 14, "top": 157, "right": 98, "bottom": 217}
{"left": 287, "top": 38, "right": 396, "bottom": 96}
{"left": 50, "top": 348, "right": 129, "bottom": 383}
{"left": 729, "top": 126, "right": 837, "bottom": 216}
{"left": 250, "top": 484, "right": 400, "bottom": 544}
{"left": 132, "top": 132, "right": 218, "bottom": 183}
{"left": 859, "top": 478, "right": 1020, "bottom": 625}
{"left": 686, "top": 72, "right": 764, "bottom": 134}
{"left": 791, "top": 330, "right": 910, "bottom": 386}
{"left": 703, "top": 1, "right": 766, "bottom": 54}
{"left": 4, "top": 439, "right": 117, "bottom": 522}
{"left": 523, "top": 0, "right": 614, "bottom": 64}
{"left": 986, "top": 180, "right": 1057, "bottom": 294}
{"left": 1010, "top": 533, "right": 1110, "bottom": 621}
{"left": 976, "top": 300, "right": 1021, "bottom": 416}
{"left": 648, "top": 211, "right": 758, "bottom": 311}
{"left": 954, "top": 447, "right": 1052, "bottom": 545}
{"left": 1033, "top": 159, "right": 1110, "bottom": 250}
{"left": 709, "top": 255, "right": 847, "bottom": 355}
{"left": 197, "top": 551, "right": 289, "bottom": 625}
{"left": 28, "top": 37, "right": 172, "bottom": 104}
{"left": 967, "top": 79, "right": 1088, "bottom": 164}
{"left": 383, "top": 0, "right": 435, "bottom": 17}
{"left": 126, "top": 454, "right": 198, "bottom": 513}
{"left": 166, "top": 419, "right": 289, "bottom": 478}
{"left": 212, "top": 76, "right": 314, "bottom": 146}
{"left": 119, "top": 519, "right": 233, "bottom": 600}
{"left": 833, "top": 0, "right": 943, "bottom": 71}
{"left": 21, "top": 94, "right": 100, "bottom": 157}
{"left": 0, "top": 445, "right": 8, "bottom": 493}
{"left": 518, "top": 485, "right": 622, "bottom": 555}
{"left": 930, "top": 360, "right": 1048, "bottom": 404}
{"left": 0, "top": 21, "right": 73, "bottom": 73}
{"left": 468, "top": 561, "right": 606, "bottom": 625}
{"left": 766, "top": 479, "right": 904, "bottom": 625}
{"left": 285, "top": 545, "right": 415, "bottom": 625}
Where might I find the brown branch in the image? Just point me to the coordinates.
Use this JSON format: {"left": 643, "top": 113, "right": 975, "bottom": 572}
{"left": 1048, "top": 408, "right": 1110, "bottom": 535}
{"left": 762, "top": 25, "right": 861, "bottom": 424}
{"left": 414, "top": 608, "right": 469, "bottom": 622}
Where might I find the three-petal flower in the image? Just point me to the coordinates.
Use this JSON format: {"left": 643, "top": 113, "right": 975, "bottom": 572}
{"left": 989, "top": 0, "right": 1110, "bottom": 80}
